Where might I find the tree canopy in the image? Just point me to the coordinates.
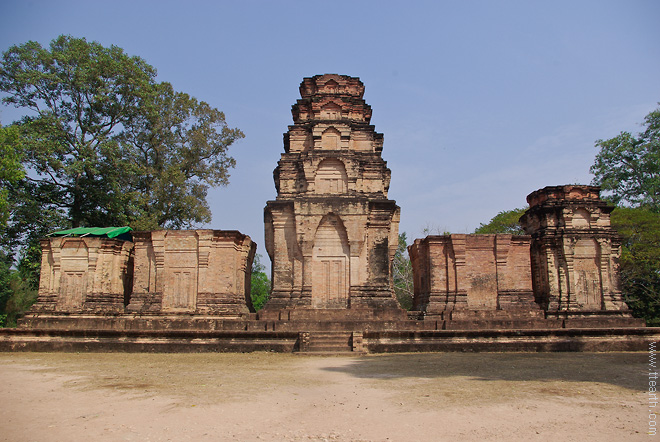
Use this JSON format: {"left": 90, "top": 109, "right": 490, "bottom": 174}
{"left": 610, "top": 207, "right": 660, "bottom": 326}
{"left": 0, "top": 35, "right": 243, "bottom": 230}
{"left": 589, "top": 105, "right": 660, "bottom": 324}
{"left": 591, "top": 105, "right": 660, "bottom": 211}
{"left": 0, "top": 125, "right": 24, "bottom": 226}
{"left": 0, "top": 35, "right": 243, "bottom": 325}
{"left": 473, "top": 207, "right": 527, "bottom": 235}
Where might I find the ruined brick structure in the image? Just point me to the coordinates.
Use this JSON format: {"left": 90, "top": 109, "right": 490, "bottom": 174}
{"left": 409, "top": 234, "right": 537, "bottom": 316}
{"left": 127, "top": 230, "right": 256, "bottom": 316}
{"left": 520, "top": 185, "right": 630, "bottom": 318}
{"left": 409, "top": 185, "right": 638, "bottom": 328}
{"left": 262, "top": 74, "right": 402, "bottom": 315}
{"left": 33, "top": 236, "right": 134, "bottom": 314}
{"left": 24, "top": 229, "right": 255, "bottom": 325}
{"left": 10, "top": 75, "right": 651, "bottom": 354}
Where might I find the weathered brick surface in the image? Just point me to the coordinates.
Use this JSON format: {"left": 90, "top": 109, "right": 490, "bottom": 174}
{"left": 30, "top": 237, "right": 134, "bottom": 314}
{"left": 520, "top": 185, "right": 630, "bottom": 317}
{"left": 408, "top": 234, "right": 537, "bottom": 317}
{"left": 409, "top": 185, "right": 636, "bottom": 327}
{"left": 127, "top": 230, "right": 256, "bottom": 316}
{"left": 14, "top": 79, "right": 648, "bottom": 351}
{"left": 263, "top": 74, "right": 402, "bottom": 314}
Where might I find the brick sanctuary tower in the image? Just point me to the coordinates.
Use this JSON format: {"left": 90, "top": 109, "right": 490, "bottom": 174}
{"left": 262, "top": 74, "right": 402, "bottom": 317}
{"left": 520, "top": 185, "right": 631, "bottom": 319}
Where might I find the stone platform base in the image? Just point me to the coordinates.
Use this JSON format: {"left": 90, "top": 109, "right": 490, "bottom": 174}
{"left": 0, "top": 328, "right": 299, "bottom": 353}
{"left": 365, "top": 328, "right": 657, "bottom": 352}
{"left": 0, "top": 311, "right": 654, "bottom": 353}
{"left": 0, "top": 326, "right": 657, "bottom": 353}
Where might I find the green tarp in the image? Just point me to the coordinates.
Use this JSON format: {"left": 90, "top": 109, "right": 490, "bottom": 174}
{"left": 48, "top": 226, "right": 133, "bottom": 240}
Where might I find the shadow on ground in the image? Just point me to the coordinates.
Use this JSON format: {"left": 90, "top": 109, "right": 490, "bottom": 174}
{"left": 321, "top": 352, "right": 646, "bottom": 391}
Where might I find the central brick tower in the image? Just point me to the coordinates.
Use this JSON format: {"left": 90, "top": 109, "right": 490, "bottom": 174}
{"left": 262, "top": 74, "right": 402, "bottom": 317}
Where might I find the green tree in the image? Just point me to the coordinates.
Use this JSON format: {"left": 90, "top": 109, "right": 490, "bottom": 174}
{"left": 0, "top": 254, "right": 13, "bottom": 326}
{"left": 0, "top": 124, "right": 24, "bottom": 226}
{"left": 1, "top": 271, "right": 38, "bottom": 327}
{"left": 0, "top": 35, "right": 243, "bottom": 229}
{"left": 120, "top": 82, "right": 243, "bottom": 230}
{"left": 0, "top": 35, "right": 243, "bottom": 323}
{"left": 250, "top": 253, "right": 271, "bottom": 311}
{"left": 589, "top": 105, "right": 660, "bottom": 325}
{"left": 610, "top": 207, "right": 660, "bottom": 326}
{"left": 590, "top": 105, "right": 660, "bottom": 211}
{"left": 0, "top": 35, "right": 157, "bottom": 227}
{"left": 474, "top": 207, "right": 527, "bottom": 234}
{"left": 0, "top": 124, "right": 56, "bottom": 325}
{"left": 393, "top": 232, "right": 414, "bottom": 310}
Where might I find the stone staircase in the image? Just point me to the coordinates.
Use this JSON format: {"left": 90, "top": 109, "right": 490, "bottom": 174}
{"left": 297, "top": 331, "right": 363, "bottom": 354}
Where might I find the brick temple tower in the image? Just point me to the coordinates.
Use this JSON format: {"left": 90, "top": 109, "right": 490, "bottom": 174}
{"left": 520, "top": 185, "right": 631, "bottom": 318}
{"left": 262, "top": 74, "right": 402, "bottom": 316}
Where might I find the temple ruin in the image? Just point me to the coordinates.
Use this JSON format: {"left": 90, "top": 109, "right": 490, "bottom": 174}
{"left": 408, "top": 234, "right": 539, "bottom": 317}
{"left": 520, "top": 185, "right": 631, "bottom": 324}
{"left": 126, "top": 230, "right": 255, "bottom": 316}
{"left": 6, "top": 74, "right": 654, "bottom": 353}
{"left": 262, "top": 74, "right": 402, "bottom": 318}
{"left": 34, "top": 231, "right": 134, "bottom": 314}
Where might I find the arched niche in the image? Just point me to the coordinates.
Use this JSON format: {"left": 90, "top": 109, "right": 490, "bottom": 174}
{"left": 321, "top": 127, "right": 341, "bottom": 149}
{"left": 321, "top": 102, "right": 342, "bottom": 120}
{"left": 312, "top": 213, "right": 350, "bottom": 308}
{"left": 315, "top": 158, "right": 348, "bottom": 194}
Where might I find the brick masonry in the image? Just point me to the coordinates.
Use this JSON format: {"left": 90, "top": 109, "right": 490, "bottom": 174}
{"left": 23, "top": 230, "right": 256, "bottom": 324}
{"left": 262, "top": 74, "right": 402, "bottom": 315}
{"left": 520, "top": 185, "right": 630, "bottom": 317}
{"left": 409, "top": 234, "right": 537, "bottom": 316}
{"left": 32, "top": 236, "right": 134, "bottom": 314}
{"left": 13, "top": 76, "right": 649, "bottom": 352}
{"left": 409, "top": 185, "right": 637, "bottom": 326}
{"left": 127, "top": 230, "right": 256, "bottom": 316}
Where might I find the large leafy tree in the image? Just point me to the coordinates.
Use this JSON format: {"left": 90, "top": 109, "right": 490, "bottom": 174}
{"left": 121, "top": 82, "right": 243, "bottom": 230}
{"left": 590, "top": 105, "right": 660, "bottom": 211}
{"left": 589, "top": 105, "right": 660, "bottom": 325}
{"left": 0, "top": 35, "right": 243, "bottom": 230}
{"left": 0, "top": 125, "right": 49, "bottom": 326}
{"left": 0, "top": 35, "right": 157, "bottom": 227}
{"left": 0, "top": 35, "right": 243, "bottom": 324}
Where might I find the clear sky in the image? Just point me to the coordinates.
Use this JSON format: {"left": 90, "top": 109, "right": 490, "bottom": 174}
{"left": 1, "top": 0, "right": 659, "bottom": 261}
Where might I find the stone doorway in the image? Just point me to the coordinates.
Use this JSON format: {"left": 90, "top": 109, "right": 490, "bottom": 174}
{"left": 312, "top": 214, "right": 349, "bottom": 308}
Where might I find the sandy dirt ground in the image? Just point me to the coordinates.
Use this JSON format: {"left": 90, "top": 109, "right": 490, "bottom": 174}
{"left": 0, "top": 352, "right": 652, "bottom": 441}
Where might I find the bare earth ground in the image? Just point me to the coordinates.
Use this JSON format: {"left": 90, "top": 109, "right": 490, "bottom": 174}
{"left": 0, "top": 352, "right": 651, "bottom": 442}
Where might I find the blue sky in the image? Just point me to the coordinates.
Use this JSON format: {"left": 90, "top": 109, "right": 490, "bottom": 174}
{"left": 1, "top": 0, "right": 659, "bottom": 260}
